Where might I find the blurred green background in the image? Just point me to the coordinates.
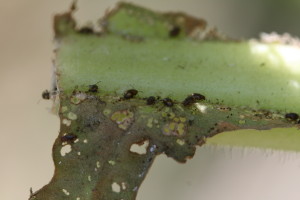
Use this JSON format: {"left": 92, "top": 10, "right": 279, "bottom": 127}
{"left": 1, "top": 1, "right": 300, "bottom": 200}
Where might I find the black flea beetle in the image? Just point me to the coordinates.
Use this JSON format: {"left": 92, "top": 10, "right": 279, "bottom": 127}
{"left": 42, "top": 90, "right": 50, "bottom": 100}
{"left": 162, "top": 98, "right": 174, "bottom": 107}
{"left": 169, "top": 26, "right": 181, "bottom": 38}
{"left": 182, "top": 93, "right": 205, "bottom": 106}
{"left": 123, "top": 89, "right": 138, "bottom": 99}
{"left": 79, "top": 27, "right": 94, "bottom": 34}
{"left": 285, "top": 113, "right": 299, "bottom": 121}
{"left": 88, "top": 81, "right": 101, "bottom": 93}
{"left": 146, "top": 96, "right": 156, "bottom": 105}
{"left": 88, "top": 84, "right": 98, "bottom": 93}
{"left": 192, "top": 93, "right": 206, "bottom": 101}
{"left": 61, "top": 134, "right": 78, "bottom": 143}
{"left": 182, "top": 96, "right": 195, "bottom": 106}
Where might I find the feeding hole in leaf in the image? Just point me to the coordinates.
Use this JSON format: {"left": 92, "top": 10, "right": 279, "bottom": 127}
{"left": 96, "top": 161, "right": 101, "bottom": 168}
{"left": 62, "top": 189, "right": 70, "bottom": 196}
{"left": 195, "top": 103, "right": 207, "bottom": 113}
{"left": 62, "top": 118, "right": 72, "bottom": 126}
{"left": 121, "top": 182, "right": 127, "bottom": 190}
{"left": 112, "top": 182, "right": 121, "bottom": 193}
{"left": 108, "top": 160, "right": 116, "bottom": 165}
{"left": 130, "top": 140, "right": 149, "bottom": 155}
{"left": 176, "top": 139, "right": 185, "bottom": 146}
{"left": 67, "top": 112, "right": 77, "bottom": 120}
{"left": 111, "top": 110, "right": 134, "bottom": 130}
{"left": 60, "top": 144, "right": 72, "bottom": 156}
{"left": 70, "top": 92, "right": 87, "bottom": 104}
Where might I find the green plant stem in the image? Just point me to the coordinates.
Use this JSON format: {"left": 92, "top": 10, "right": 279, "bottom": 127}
{"left": 30, "top": 2, "right": 300, "bottom": 200}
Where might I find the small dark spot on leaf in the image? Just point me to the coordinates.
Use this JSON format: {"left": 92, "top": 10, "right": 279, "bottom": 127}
{"left": 218, "top": 107, "right": 231, "bottom": 111}
{"left": 177, "top": 65, "right": 185, "bottom": 69}
{"left": 122, "top": 34, "right": 144, "bottom": 42}
{"left": 188, "top": 120, "right": 194, "bottom": 126}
